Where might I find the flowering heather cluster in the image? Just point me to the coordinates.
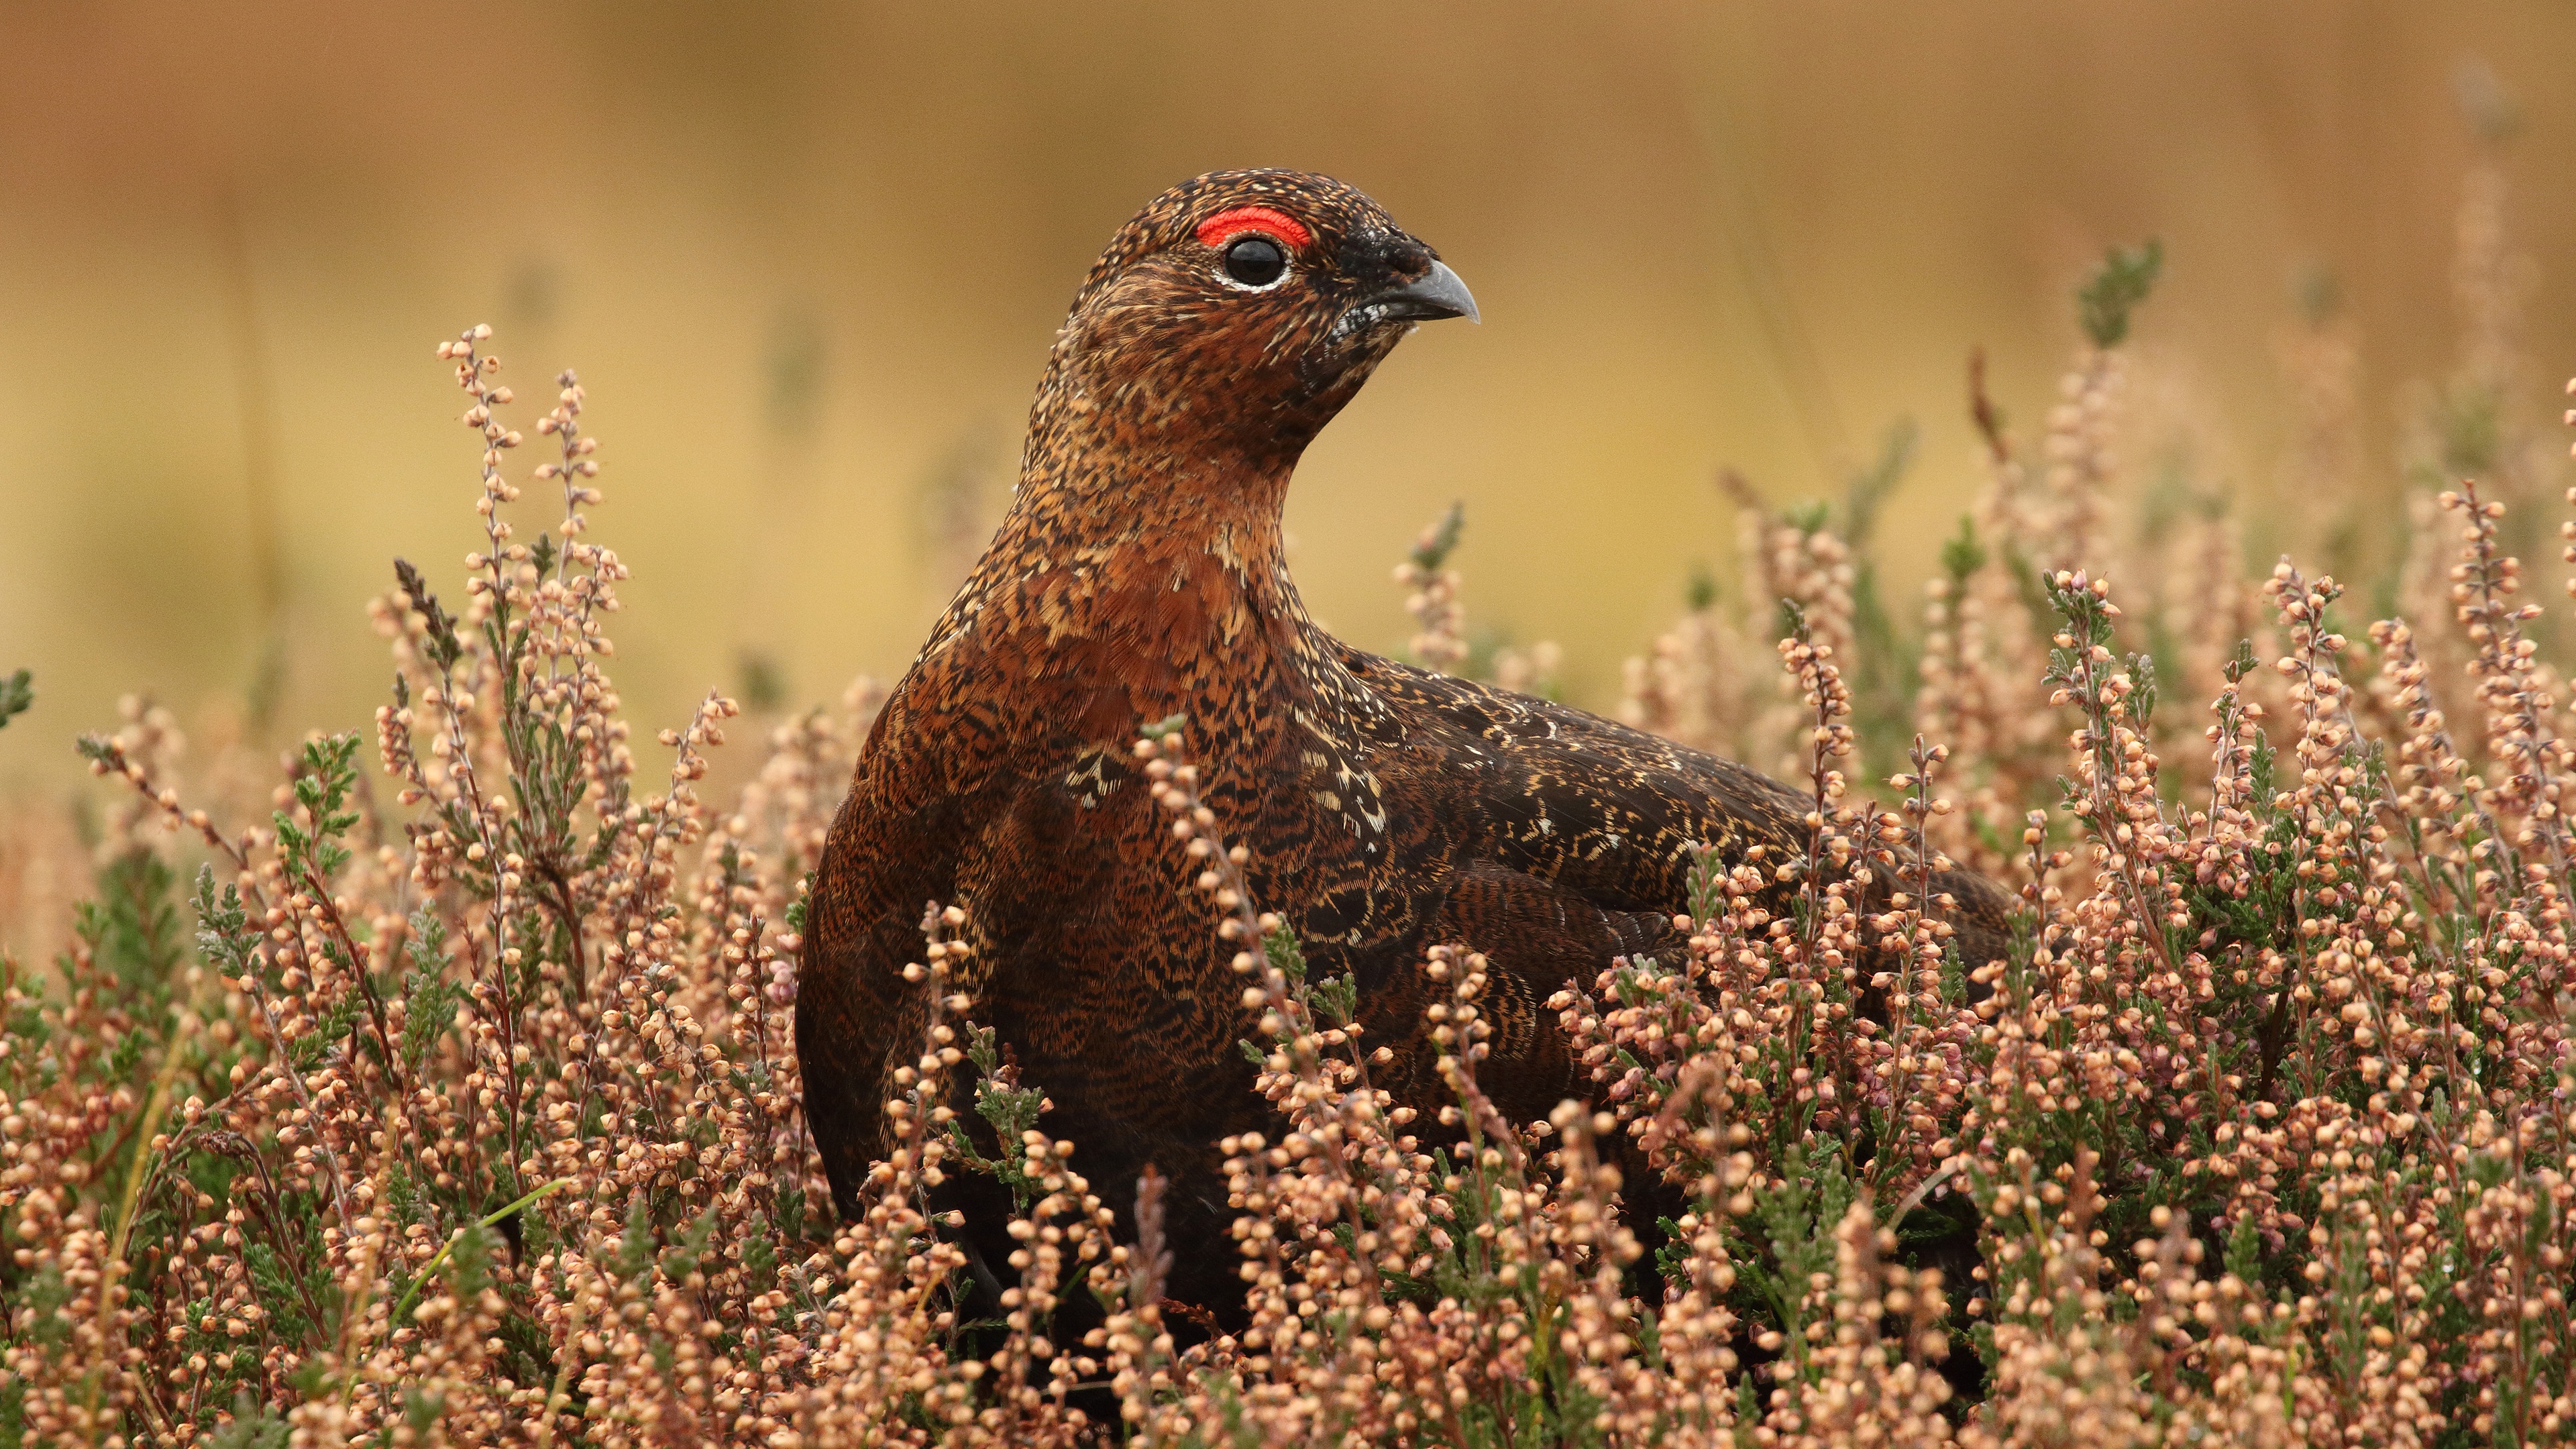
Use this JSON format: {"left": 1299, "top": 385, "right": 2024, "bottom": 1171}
{"left": 7, "top": 216, "right": 2576, "bottom": 1444}
{"left": 1394, "top": 502, "right": 1471, "bottom": 674}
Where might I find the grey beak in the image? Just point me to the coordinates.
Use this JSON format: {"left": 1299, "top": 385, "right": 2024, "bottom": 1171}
{"left": 1370, "top": 260, "right": 1480, "bottom": 324}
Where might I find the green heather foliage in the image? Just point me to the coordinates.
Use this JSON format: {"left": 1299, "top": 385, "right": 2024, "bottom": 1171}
{"left": 4, "top": 196, "right": 2576, "bottom": 1448}
{"left": 2076, "top": 239, "right": 2164, "bottom": 350}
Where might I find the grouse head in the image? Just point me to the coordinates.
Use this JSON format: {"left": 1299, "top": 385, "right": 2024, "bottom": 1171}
{"left": 1030, "top": 169, "right": 1477, "bottom": 476}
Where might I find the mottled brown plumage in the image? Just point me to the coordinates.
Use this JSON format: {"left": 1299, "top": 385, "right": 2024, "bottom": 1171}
{"left": 799, "top": 169, "right": 2011, "bottom": 1308}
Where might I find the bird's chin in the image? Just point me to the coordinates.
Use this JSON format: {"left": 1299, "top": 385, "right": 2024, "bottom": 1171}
{"left": 1287, "top": 337, "right": 1401, "bottom": 423}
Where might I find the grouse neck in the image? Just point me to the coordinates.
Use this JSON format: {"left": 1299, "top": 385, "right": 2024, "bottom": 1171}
{"left": 919, "top": 451, "right": 1316, "bottom": 698}
{"left": 920, "top": 386, "right": 1352, "bottom": 718}
{"left": 1002, "top": 415, "right": 1306, "bottom": 600}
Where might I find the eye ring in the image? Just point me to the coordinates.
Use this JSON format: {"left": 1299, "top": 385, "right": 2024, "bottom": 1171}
{"left": 1220, "top": 233, "right": 1290, "bottom": 290}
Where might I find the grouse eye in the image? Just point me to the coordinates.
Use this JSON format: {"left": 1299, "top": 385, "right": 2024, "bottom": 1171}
{"left": 1222, "top": 234, "right": 1289, "bottom": 288}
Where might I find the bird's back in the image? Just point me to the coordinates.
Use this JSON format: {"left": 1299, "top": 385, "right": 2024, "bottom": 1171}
{"left": 800, "top": 614, "right": 2015, "bottom": 1210}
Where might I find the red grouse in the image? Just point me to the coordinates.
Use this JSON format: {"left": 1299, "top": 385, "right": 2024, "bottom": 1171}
{"left": 800, "top": 170, "right": 2008, "bottom": 1305}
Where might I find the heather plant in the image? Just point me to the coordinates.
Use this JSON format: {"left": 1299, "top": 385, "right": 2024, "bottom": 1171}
{"left": 8, "top": 182, "right": 2576, "bottom": 1449}
{"left": 1396, "top": 502, "right": 1471, "bottom": 673}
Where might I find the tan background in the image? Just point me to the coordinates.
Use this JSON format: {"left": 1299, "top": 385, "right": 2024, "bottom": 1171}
{"left": 3, "top": 1, "right": 2573, "bottom": 798}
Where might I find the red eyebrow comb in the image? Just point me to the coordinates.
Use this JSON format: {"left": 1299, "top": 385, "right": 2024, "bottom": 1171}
{"left": 1194, "top": 205, "right": 1313, "bottom": 252}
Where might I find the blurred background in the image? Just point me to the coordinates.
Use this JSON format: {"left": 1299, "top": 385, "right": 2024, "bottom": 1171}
{"left": 3, "top": 0, "right": 2573, "bottom": 804}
